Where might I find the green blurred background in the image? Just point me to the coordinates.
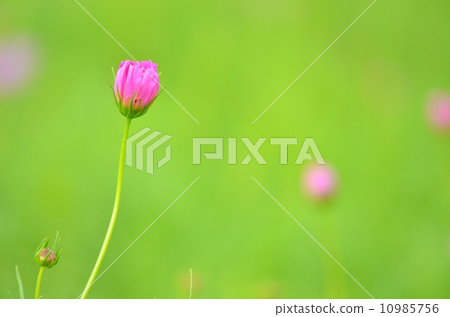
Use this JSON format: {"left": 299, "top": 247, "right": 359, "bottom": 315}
{"left": 0, "top": 0, "right": 449, "bottom": 298}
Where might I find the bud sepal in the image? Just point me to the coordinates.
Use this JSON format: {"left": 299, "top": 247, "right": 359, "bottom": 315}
{"left": 35, "top": 232, "right": 61, "bottom": 268}
{"left": 114, "top": 89, "right": 161, "bottom": 119}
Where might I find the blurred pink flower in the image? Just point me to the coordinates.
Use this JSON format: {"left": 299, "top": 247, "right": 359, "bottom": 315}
{"left": 302, "top": 164, "right": 337, "bottom": 200}
{"left": 0, "top": 35, "right": 37, "bottom": 96}
{"left": 427, "top": 93, "right": 450, "bottom": 133}
{"left": 114, "top": 59, "right": 160, "bottom": 118}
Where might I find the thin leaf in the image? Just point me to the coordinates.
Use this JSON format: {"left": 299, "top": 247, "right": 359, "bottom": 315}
{"left": 15, "top": 265, "right": 24, "bottom": 299}
{"left": 35, "top": 236, "right": 49, "bottom": 257}
{"left": 51, "top": 231, "right": 60, "bottom": 251}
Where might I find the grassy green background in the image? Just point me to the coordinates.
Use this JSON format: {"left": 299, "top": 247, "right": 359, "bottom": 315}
{"left": 0, "top": 0, "right": 449, "bottom": 298}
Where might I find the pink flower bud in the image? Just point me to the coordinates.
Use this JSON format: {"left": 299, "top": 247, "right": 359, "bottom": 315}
{"left": 302, "top": 164, "right": 337, "bottom": 200}
{"left": 427, "top": 93, "right": 450, "bottom": 133}
{"left": 113, "top": 59, "right": 160, "bottom": 118}
{"left": 38, "top": 249, "right": 57, "bottom": 266}
{"left": 35, "top": 232, "right": 61, "bottom": 268}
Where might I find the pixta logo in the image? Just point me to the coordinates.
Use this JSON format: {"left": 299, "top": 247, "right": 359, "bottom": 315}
{"left": 193, "top": 137, "right": 325, "bottom": 165}
{"left": 126, "top": 131, "right": 325, "bottom": 175}
{"left": 126, "top": 128, "right": 172, "bottom": 175}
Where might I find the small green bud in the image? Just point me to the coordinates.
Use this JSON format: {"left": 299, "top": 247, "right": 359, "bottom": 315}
{"left": 35, "top": 232, "right": 61, "bottom": 268}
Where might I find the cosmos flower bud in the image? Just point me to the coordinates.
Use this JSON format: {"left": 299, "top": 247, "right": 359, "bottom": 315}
{"left": 37, "top": 249, "right": 57, "bottom": 266}
{"left": 302, "top": 164, "right": 337, "bottom": 201}
{"left": 113, "top": 59, "right": 160, "bottom": 119}
{"left": 35, "top": 232, "right": 61, "bottom": 268}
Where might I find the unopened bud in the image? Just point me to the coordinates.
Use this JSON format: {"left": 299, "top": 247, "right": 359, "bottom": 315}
{"left": 37, "top": 249, "right": 57, "bottom": 266}
{"left": 113, "top": 60, "right": 160, "bottom": 118}
{"left": 35, "top": 232, "right": 61, "bottom": 268}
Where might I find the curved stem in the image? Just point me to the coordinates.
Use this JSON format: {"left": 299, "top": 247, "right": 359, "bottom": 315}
{"left": 81, "top": 117, "right": 131, "bottom": 299}
{"left": 16, "top": 265, "right": 25, "bottom": 299}
{"left": 35, "top": 267, "right": 45, "bottom": 299}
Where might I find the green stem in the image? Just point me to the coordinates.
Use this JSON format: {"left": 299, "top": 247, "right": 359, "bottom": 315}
{"left": 16, "top": 265, "right": 25, "bottom": 299}
{"left": 81, "top": 117, "right": 131, "bottom": 299}
{"left": 35, "top": 267, "right": 45, "bottom": 299}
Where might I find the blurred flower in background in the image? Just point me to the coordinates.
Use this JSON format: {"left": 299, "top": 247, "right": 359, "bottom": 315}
{"left": 301, "top": 164, "right": 338, "bottom": 201}
{"left": 426, "top": 92, "right": 450, "bottom": 133}
{"left": 0, "top": 35, "right": 38, "bottom": 97}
